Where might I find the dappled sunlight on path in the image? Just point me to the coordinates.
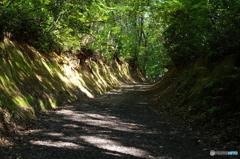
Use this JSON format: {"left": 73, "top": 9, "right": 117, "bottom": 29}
{"left": 56, "top": 108, "right": 156, "bottom": 134}
{"left": 1, "top": 83, "right": 211, "bottom": 159}
{"left": 26, "top": 102, "right": 157, "bottom": 158}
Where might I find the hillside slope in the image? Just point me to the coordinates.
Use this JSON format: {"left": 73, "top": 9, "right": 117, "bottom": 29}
{"left": 151, "top": 55, "right": 240, "bottom": 148}
{"left": 0, "top": 37, "right": 145, "bottom": 132}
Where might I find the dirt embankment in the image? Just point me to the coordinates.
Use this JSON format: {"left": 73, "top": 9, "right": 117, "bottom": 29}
{"left": 0, "top": 37, "right": 145, "bottom": 135}
{"left": 150, "top": 55, "right": 240, "bottom": 150}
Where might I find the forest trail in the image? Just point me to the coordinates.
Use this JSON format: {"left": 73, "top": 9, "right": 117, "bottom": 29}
{"left": 1, "top": 83, "right": 216, "bottom": 159}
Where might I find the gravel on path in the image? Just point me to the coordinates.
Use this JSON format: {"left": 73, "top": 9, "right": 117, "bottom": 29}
{"left": 0, "top": 83, "right": 232, "bottom": 159}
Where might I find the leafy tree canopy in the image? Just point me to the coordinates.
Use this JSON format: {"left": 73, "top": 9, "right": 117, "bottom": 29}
{"left": 0, "top": 0, "right": 239, "bottom": 81}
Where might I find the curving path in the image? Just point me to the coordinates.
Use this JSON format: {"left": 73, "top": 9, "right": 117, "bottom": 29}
{"left": 1, "top": 83, "right": 221, "bottom": 159}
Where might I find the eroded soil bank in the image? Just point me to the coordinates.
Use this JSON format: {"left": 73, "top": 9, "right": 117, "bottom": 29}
{"left": 0, "top": 83, "right": 232, "bottom": 159}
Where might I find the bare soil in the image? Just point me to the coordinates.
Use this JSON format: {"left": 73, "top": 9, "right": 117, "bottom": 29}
{"left": 0, "top": 83, "right": 234, "bottom": 159}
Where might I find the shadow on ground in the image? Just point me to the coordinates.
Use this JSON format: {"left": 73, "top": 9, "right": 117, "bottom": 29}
{"left": 0, "top": 83, "right": 226, "bottom": 159}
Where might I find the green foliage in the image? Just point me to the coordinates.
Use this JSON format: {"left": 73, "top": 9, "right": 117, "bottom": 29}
{"left": 160, "top": 0, "right": 240, "bottom": 65}
{"left": 208, "top": 106, "right": 221, "bottom": 114}
{"left": 88, "top": 0, "right": 170, "bottom": 80}
{"left": 0, "top": 0, "right": 171, "bottom": 80}
{"left": 0, "top": 0, "right": 92, "bottom": 52}
{"left": 233, "top": 112, "right": 240, "bottom": 116}
{"left": 1, "top": 0, "right": 239, "bottom": 81}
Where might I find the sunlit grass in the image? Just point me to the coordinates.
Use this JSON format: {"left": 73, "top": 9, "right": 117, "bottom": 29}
{"left": 0, "top": 37, "right": 144, "bottom": 124}
{"left": 12, "top": 96, "right": 30, "bottom": 107}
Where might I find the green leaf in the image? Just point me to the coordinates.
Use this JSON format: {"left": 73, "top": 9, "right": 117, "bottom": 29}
{"left": 208, "top": 107, "right": 221, "bottom": 114}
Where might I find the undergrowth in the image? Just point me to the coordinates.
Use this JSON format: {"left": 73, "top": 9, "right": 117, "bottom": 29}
{"left": 0, "top": 37, "right": 145, "bottom": 133}
{"left": 151, "top": 55, "right": 240, "bottom": 147}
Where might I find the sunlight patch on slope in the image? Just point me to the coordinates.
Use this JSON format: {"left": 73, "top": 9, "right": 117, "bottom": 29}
{"left": 0, "top": 37, "right": 143, "bottom": 125}
{"left": 78, "top": 85, "right": 94, "bottom": 98}
{"left": 59, "top": 64, "right": 95, "bottom": 98}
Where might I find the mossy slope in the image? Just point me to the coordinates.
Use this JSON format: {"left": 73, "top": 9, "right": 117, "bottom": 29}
{"left": 151, "top": 55, "right": 240, "bottom": 144}
{"left": 0, "top": 38, "right": 145, "bottom": 130}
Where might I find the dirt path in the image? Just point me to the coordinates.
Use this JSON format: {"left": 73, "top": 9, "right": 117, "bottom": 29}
{"left": 0, "top": 83, "right": 223, "bottom": 159}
